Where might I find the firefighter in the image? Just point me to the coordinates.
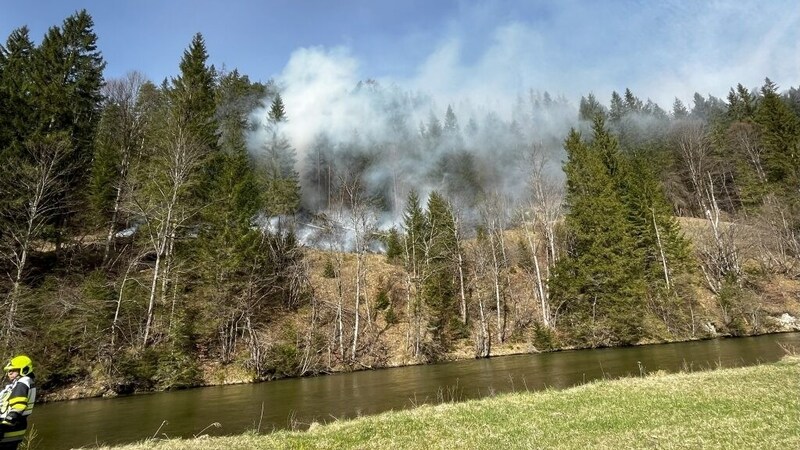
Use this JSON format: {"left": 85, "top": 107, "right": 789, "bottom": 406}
{"left": 0, "top": 356, "right": 35, "bottom": 450}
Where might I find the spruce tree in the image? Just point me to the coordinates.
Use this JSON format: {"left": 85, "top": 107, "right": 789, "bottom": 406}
{"left": 672, "top": 98, "right": 689, "bottom": 119}
{"left": 27, "top": 10, "right": 105, "bottom": 243}
{"left": 260, "top": 94, "right": 300, "bottom": 216}
{"left": 423, "top": 191, "right": 458, "bottom": 346}
{"left": 190, "top": 69, "right": 269, "bottom": 360}
{"left": 609, "top": 91, "right": 624, "bottom": 123}
{"left": 443, "top": 105, "right": 459, "bottom": 134}
{"left": 579, "top": 94, "right": 606, "bottom": 121}
{"left": 622, "top": 153, "right": 693, "bottom": 291}
{"left": 170, "top": 32, "right": 217, "bottom": 150}
{"left": 755, "top": 78, "right": 800, "bottom": 195}
{"left": 551, "top": 118, "right": 646, "bottom": 346}
{"left": 0, "top": 27, "right": 35, "bottom": 154}
{"left": 402, "top": 190, "right": 427, "bottom": 277}
{"left": 268, "top": 92, "right": 286, "bottom": 122}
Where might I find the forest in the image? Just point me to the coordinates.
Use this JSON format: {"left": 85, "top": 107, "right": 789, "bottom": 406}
{"left": 1, "top": 11, "right": 799, "bottom": 397}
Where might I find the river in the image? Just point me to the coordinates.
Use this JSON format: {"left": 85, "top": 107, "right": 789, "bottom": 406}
{"left": 29, "top": 332, "right": 800, "bottom": 449}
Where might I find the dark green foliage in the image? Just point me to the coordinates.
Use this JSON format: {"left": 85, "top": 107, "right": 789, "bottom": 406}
{"left": 755, "top": 78, "right": 800, "bottom": 193}
{"left": 532, "top": 321, "right": 556, "bottom": 350}
{"left": 384, "top": 227, "right": 404, "bottom": 263}
{"left": 88, "top": 104, "right": 123, "bottom": 226}
{"left": 690, "top": 93, "right": 726, "bottom": 122}
{"left": 672, "top": 98, "right": 689, "bottom": 119}
{"left": 448, "top": 316, "right": 469, "bottom": 340}
{"left": 622, "top": 153, "right": 694, "bottom": 287}
{"left": 726, "top": 84, "right": 755, "bottom": 122}
{"left": 0, "top": 27, "right": 36, "bottom": 153}
{"left": 375, "top": 288, "right": 390, "bottom": 311}
{"left": 266, "top": 342, "right": 300, "bottom": 378}
{"left": 264, "top": 326, "right": 304, "bottom": 378}
{"left": 429, "top": 150, "right": 485, "bottom": 207}
{"left": 170, "top": 33, "right": 217, "bottom": 149}
{"left": 551, "top": 120, "right": 647, "bottom": 346}
{"left": 402, "top": 190, "right": 427, "bottom": 275}
{"left": 12, "top": 10, "right": 107, "bottom": 243}
{"left": 112, "top": 348, "right": 160, "bottom": 393}
{"left": 384, "top": 307, "right": 399, "bottom": 325}
{"left": 579, "top": 94, "right": 606, "bottom": 121}
{"left": 422, "top": 192, "right": 460, "bottom": 347}
{"left": 259, "top": 94, "right": 301, "bottom": 216}
{"left": 609, "top": 91, "right": 624, "bottom": 123}
{"left": 155, "top": 346, "right": 201, "bottom": 390}
{"left": 323, "top": 259, "right": 337, "bottom": 278}
{"left": 268, "top": 93, "right": 287, "bottom": 122}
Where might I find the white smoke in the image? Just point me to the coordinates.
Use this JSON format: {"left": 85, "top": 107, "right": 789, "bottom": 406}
{"left": 242, "top": 0, "right": 799, "bottom": 246}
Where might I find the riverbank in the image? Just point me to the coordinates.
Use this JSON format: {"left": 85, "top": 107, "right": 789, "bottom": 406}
{"left": 91, "top": 356, "right": 800, "bottom": 450}
{"left": 40, "top": 327, "right": 800, "bottom": 403}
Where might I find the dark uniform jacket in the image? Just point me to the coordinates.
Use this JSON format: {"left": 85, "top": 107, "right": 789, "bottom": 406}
{"left": 0, "top": 374, "right": 35, "bottom": 446}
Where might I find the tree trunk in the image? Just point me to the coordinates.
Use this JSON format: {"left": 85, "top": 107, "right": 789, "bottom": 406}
{"left": 352, "top": 251, "right": 362, "bottom": 360}
{"left": 652, "top": 208, "right": 671, "bottom": 291}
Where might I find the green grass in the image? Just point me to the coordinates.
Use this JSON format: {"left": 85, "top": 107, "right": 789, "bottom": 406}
{"left": 97, "top": 357, "right": 800, "bottom": 449}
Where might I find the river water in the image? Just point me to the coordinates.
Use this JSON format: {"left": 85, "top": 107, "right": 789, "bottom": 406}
{"left": 29, "top": 332, "right": 800, "bottom": 449}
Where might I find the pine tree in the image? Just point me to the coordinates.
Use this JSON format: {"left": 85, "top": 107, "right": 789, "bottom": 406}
{"left": 622, "top": 153, "right": 693, "bottom": 289}
{"left": 443, "top": 105, "right": 459, "bottom": 134}
{"left": 609, "top": 91, "right": 625, "bottom": 123}
{"left": 0, "top": 27, "right": 35, "bottom": 153}
{"left": 260, "top": 94, "right": 300, "bottom": 216}
{"left": 268, "top": 92, "right": 286, "bottom": 122}
{"left": 385, "top": 226, "right": 404, "bottom": 263}
{"left": 623, "top": 88, "right": 643, "bottom": 114}
{"left": 0, "top": 27, "right": 36, "bottom": 221}
{"left": 755, "top": 78, "right": 800, "bottom": 194}
{"left": 423, "top": 191, "right": 458, "bottom": 346}
{"left": 131, "top": 33, "right": 219, "bottom": 346}
{"left": 551, "top": 118, "right": 646, "bottom": 346}
{"left": 672, "top": 98, "right": 689, "bottom": 119}
{"left": 579, "top": 94, "right": 606, "bottom": 121}
{"left": 27, "top": 10, "right": 105, "bottom": 244}
{"left": 170, "top": 32, "right": 217, "bottom": 150}
{"left": 189, "top": 69, "right": 271, "bottom": 361}
{"left": 726, "top": 83, "right": 755, "bottom": 123}
{"left": 425, "top": 111, "right": 443, "bottom": 146}
{"left": 402, "top": 190, "right": 427, "bottom": 277}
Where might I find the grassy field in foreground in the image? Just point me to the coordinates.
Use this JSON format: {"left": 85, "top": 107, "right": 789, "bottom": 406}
{"left": 98, "top": 357, "right": 800, "bottom": 450}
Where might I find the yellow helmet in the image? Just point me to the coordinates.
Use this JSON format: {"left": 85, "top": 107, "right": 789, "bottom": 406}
{"left": 4, "top": 355, "right": 33, "bottom": 376}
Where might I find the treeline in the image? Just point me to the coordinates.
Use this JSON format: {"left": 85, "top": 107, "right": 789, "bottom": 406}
{"left": 1, "top": 11, "right": 799, "bottom": 395}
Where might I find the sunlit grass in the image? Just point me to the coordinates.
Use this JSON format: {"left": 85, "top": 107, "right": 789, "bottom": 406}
{"left": 95, "top": 357, "right": 800, "bottom": 449}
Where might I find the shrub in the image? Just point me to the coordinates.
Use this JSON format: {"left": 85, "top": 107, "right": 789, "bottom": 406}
{"left": 375, "top": 289, "right": 390, "bottom": 310}
{"left": 323, "top": 259, "right": 336, "bottom": 278}
{"left": 265, "top": 343, "right": 300, "bottom": 378}
{"left": 532, "top": 321, "right": 556, "bottom": 351}
{"left": 384, "top": 307, "right": 398, "bottom": 325}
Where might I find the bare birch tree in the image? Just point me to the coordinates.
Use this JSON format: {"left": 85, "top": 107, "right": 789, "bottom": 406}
{"left": 0, "top": 134, "right": 71, "bottom": 343}
{"left": 480, "top": 193, "right": 511, "bottom": 343}
{"left": 129, "top": 110, "right": 205, "bottom": 347}
{"left": 522, "top": 145, "right": 564, "bottom": 328}
{"left": 673, "top": 120, "right": 715, "bottom": 217}
{"left": 339, "top": 176, "right": 378, "bottom": 361}
{"left": 94, "top": 72, "right": 149, "bottom": 266}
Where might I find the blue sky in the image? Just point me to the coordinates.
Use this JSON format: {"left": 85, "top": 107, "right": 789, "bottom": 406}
{"left": 3, "top": 0, "right": 799, "bottom": 109}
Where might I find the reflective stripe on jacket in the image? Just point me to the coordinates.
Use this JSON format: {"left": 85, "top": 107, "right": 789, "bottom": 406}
{"left": 0, "top": 375, "right": 35, "bottom": 418}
